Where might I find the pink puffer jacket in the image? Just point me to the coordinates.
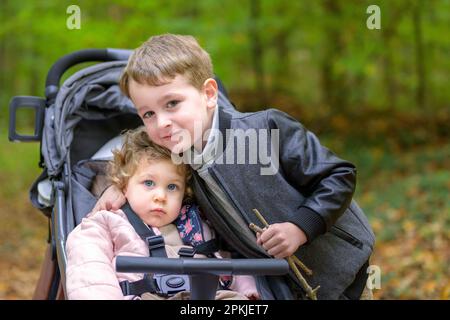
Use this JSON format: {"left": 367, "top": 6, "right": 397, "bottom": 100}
{"left": 65, "top": 209, "right": 257, "bottom": 300}
{"left": 65, "top": 209, "right": 213, "bottom": 300}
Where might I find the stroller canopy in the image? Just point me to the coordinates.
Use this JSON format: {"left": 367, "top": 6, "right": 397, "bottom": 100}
{"left": 42, "top": 61, "right": 137, "bottom": 177}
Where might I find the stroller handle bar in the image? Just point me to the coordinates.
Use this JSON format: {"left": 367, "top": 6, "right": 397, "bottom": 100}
{"left": 45, "top": 48, "right": 132, "bottom": 102}
{"left": 117, "top": 257, "right": 290, "bottom": 300}
{"left": 116, "top": 256, "right": 289, "bottom": 276}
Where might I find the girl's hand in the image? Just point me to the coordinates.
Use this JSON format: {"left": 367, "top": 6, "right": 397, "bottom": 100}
{"left": 245, "top": 291, "right": 260, "bottom": 300}
{"left": 231, "top": 275, "right": 260, "bottom": 300}
{"left": 90, "top": 185, "right": 126, "bottom": 214}
{"left": 256, "top": 222, "right": 307, "bottom": 259}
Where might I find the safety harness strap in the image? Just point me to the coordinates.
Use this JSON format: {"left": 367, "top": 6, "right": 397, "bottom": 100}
{"left": 118, "top": 203, "right": 223, "bottom": 297}
{"left": 121, "top": 202, "right": 167, "bottom": 258}
{"left": 119, "top": 203, "right": 169, "bottom": 297}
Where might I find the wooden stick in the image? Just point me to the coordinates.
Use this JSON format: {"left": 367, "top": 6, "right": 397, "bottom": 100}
{"left": 249, "top": 222, "right": 265, "bottom": 234}
{"left": 252, "top": 208, "right": 270, "bottom": 227}
{"left": 250, "top": 208, "right": 319, "bottom": 300}
{"left": 251, "top": 211, "right": 312, "bottom": 274}
{"left": 288, "top": 257, "right": 319, "bottom": 300}
{"left": 292, "top": 255, "right": 313, "bottom": 276}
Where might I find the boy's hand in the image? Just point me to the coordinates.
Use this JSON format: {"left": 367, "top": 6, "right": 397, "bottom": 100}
{"left": 256, "top": 222, "right": 307, "bottom": 259}
{"left": 91, "top": 185, "right": 126, "bottom": 214}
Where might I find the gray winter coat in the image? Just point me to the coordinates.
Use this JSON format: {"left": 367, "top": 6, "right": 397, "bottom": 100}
{"left": 192, "top": 105, "right": 375, "bottom": 300}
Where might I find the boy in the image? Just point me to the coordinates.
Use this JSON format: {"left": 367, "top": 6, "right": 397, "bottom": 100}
{"left": 94, "top": 34, "right": 375, "bottom": 299}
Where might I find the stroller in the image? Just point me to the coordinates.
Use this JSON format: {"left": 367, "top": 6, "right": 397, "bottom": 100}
{"left": 8, "top": 49, "right": 290, "bottom": 300}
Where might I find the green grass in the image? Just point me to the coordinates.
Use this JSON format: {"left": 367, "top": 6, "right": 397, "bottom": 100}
{"left": 0, "top": 127, "right": 47, "bottom": 271}
{"left": 360, "top": 170, "right": 449, "bottom": 242}
{"left": 0, "top": 128, "right": 42, "bottom": 198}
{"left": 335, "top": 140, "right": 450, "bottom": 242}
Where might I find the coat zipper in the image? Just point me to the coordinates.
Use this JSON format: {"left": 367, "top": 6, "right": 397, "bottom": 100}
{"left": 330, "top": 226, "right": 364, "bottom": 249}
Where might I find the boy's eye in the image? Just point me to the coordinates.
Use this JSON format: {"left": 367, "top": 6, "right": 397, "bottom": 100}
{"left": 167, "top": 100, "right": 179, "bottom": 108}
{"left": 144, "top": 180, "right": 155, "bottom": 187}
{"left": 143, "top": 111, "right": 155, "bottom": 119}
{"left": 167, "top": 184, "right": 178, "bottom": 191}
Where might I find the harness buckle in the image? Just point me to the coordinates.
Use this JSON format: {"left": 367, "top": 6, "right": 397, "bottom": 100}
{"left": 154, "top": 274, "right": 190, "bottom": 296}
{"left": 178, "top": 247, "right": 196, "bottom": 258}
{"left": 145, "top": 235, "right": 165, "bottom": 251}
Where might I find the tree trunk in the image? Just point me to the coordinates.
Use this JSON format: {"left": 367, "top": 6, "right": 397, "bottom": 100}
{"left": 413, "top": 0, "right": 427, "bottom": 110}
{"left": 270, "top": 2, "right": 296, "bottom": 96}
{"left": 0, "top": 0, "right": 9, "bottom": 99}
{"left": 381, "top": 4, "right": 406, "bottom": 110}
{"left": 249, "top": 0, "right": 267, "bottom": 105}
{"left": 273, "top": 26, "right": 289, "bottom": 94}
{"left": 320, "top": 0, "right": 347, "bottom": 111}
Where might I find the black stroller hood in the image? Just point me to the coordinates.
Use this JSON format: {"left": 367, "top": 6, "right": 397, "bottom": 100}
{"left": 42, "top": 60, "right": 136, "bottom": 177}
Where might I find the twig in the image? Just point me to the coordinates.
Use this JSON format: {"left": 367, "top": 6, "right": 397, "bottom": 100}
{"left": 249, "top": 222, "right": 265, "bottom": 234}
{"left": 291, "top": 255, "right": 313, "bottom": 276}
{"left": 287, "top": 257, "right": 319, "bottom": 300}
{"left": 252, "top": 209, "right": 270, "bottom": 227}
{"left": 251, "top": 213, "right": 312, "bottom": 275}
{"left": 250, "top": 208, "right": 319, "bottom": 300}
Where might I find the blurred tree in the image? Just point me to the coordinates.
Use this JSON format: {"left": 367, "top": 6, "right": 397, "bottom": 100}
{"left": 413, "top": 0, "right": 427, "bottom": 110}
{"left": 248, "top": 0, "right": 267, "bottom": 105}
{"left": 320, "top": 0, "right": 348, "bottom": 111}
{"left": 1, "top": 0, "right": 449, "bottom": 124}
{"left": 381, "top": 1, "right": 408, "bottom": 110}
{"left": 0, "top": 0, "right": 10, "bottom": 116}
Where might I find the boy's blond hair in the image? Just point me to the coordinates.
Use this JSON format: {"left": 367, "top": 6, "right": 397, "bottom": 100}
{"left": 120, "top": 34, "right": 213, "bottom": 97}
{"left": 108, "top": 126, "right": 193, "bottom": 201}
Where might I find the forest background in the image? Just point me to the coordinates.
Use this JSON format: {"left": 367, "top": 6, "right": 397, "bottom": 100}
{"left": 0, "top": 0, "right": 448, "bottom": 299}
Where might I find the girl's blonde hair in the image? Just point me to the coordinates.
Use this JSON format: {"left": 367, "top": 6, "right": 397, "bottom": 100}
{"left": 107, "top": 126, "right": 193, "bottom": 202}
{"left": 120, "top": 33, "right": 213, "bottom": 97}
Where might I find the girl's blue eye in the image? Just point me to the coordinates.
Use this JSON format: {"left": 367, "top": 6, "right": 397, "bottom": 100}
{"left": 144, "top": 180, "right": 155, "bottom": 187}
{"left": 167, "top": 184, "right": 177, "bottom": 191}
{"left": 143, "top": 111, "right": 155, "bottom": 119}
{"left": 167, "top": 100, "right": 179, "bottom": 108}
